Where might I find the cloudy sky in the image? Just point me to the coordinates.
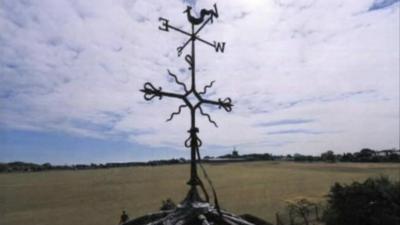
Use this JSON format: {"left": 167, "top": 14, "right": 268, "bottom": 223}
{"left": 0, "top": 0, "right": 399, "bottom": 164}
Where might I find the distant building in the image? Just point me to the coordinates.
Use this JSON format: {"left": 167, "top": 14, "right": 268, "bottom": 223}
{"left": 376, "top": 149, "right": 400, "bottom": 157}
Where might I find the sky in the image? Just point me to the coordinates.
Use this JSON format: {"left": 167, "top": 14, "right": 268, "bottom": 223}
{"left": 0, "top": 0, "right": 399, "bottom": 164}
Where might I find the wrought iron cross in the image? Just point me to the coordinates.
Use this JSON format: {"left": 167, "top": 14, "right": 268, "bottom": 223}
{"left": 141, "top": 4, "right": 233, "bottom": 203}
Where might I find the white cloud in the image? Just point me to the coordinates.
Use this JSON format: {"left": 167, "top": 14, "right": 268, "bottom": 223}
{"left": 0, "top": 0, "right": 398, "bottom": 156}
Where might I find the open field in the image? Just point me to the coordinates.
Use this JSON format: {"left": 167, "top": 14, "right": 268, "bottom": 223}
{"left": 1, "top": 162, "right": 399, "bottom": 225}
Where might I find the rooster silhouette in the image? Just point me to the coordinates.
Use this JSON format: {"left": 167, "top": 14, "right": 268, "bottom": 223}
{"left": 183, "top": 4, "right": 218, "bottom": 25}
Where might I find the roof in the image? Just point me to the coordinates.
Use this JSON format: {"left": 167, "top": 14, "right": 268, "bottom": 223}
{"left": 123, "top": 201, "right": 269, "bottom": 225}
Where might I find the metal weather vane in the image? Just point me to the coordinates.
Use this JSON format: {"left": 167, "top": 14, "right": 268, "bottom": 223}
{"left": 128, "top": 4, "right": 261, "bottom": 225}
{"left": 140, "top": 3, "right": 232, "bottom": 205}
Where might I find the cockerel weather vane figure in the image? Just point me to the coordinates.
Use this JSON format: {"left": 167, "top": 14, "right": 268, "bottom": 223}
{"left": 141, "top": 3, "right": 232, "bottom": 205}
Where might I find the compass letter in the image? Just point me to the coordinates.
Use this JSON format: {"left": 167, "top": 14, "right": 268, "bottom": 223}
{"left": 214, "top": 41, "right": 226, "bottom": 53}
{"left": 159, "top": 17, "right": 169, "bottom": 32}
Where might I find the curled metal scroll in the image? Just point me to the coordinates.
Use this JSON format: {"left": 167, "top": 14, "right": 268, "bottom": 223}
{"left": 185, "top": 55, "right": 193, "bottom": 70}
{"left": 167, "top": 70, "right": 188, "bottom": 92}
{"left": 199, "top": 80, "right": 215, "bottom": 95}
{"left": 199, "top": 106, "right": 218, "bottom": 127}
{"left": 166, "top": 104, "right": 187, "bottom": 122}
{"left": 177, "top": 46, "right": 183, "bottom": 57}
{"left": 142, "top": 82, "right": 162, "bottom": 101}
{"left": 218, "top": 97, "right": 233, "bottom": 112}
{"left": 184, "top": 128, "right": 202, "bottom": 148}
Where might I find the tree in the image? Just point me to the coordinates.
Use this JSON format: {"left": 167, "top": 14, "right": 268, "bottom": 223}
{"left": 0, "top": 163, "right": 7, "bottom": 172}
{"left": 341, "top": 152, "right": 354, "bottom": 162}
{"left": 355, "top": 148, "right": 376, "bottom": 161}
{"left": 321, "top": 150, "right": 336, "bottom": 162}
{"left": 323, "top": 176, "right": 400, "bottom": 225}
{"left": 42, "top": 163, "right": 52, "bottom": 170}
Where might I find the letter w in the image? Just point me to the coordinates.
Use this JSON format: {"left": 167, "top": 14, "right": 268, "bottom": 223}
{"left": 214, "top": 41, "right": 226, "bottom": 53}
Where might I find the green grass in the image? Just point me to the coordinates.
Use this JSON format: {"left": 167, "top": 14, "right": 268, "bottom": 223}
{"left": 1, "top": 162, "right": 399, "bottom": 225}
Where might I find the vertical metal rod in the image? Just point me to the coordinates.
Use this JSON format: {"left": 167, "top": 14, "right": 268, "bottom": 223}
{"left": 191, "top": 24, "right": 196, "bottom": 92}
{"left": 188, "top": 24, "right": 199, "bottom": 195}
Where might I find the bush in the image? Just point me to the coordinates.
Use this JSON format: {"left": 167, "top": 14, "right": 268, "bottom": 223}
{"left": 285, "top": 198, "right": 321, "bottom": 225}
{"left": 323, "top": 176, "right": 400, "bottom": 225}
{"left": 160, "top": 198, "right": 176, "bottom": 211}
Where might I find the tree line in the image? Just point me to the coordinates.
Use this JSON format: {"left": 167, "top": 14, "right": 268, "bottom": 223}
{"left": 1, "top": 148, "right": 398, "bottom": 173}
{"left": 294, "top": 148, "right": 400, "bottom": 163}
{"left": 206, "top": 148, "right": 400, "bottom": 163}
{"left": 0, "top": 158, "right": 187, "bottom": 173}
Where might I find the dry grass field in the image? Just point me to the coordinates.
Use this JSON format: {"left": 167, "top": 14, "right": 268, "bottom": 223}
{"left": 1, "top": 161, "right": 399, "bottom": 225}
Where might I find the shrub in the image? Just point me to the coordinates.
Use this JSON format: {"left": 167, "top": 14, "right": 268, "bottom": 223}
{"left": 160, "top": 198, "right": 176, "bottom": 211}
{"left": 323, "top": 176, "right": 400, "bottom": 225}
{"left": 285, "top": 198, "right": 321, "bottom": 225}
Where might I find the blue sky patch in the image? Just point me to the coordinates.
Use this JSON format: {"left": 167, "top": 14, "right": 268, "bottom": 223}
{"left": 258, "top": 119, "right": 314, "bottom": 127}
{"left": 369, "top": 0, "right": 400, "bottom": 11}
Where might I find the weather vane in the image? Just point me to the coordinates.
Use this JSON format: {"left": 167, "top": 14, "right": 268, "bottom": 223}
{"left": 141, "top": 3, "right": 232, "bottom": 205}
{"left": 132, "top": 4, "right": 261, "bottom": 225}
